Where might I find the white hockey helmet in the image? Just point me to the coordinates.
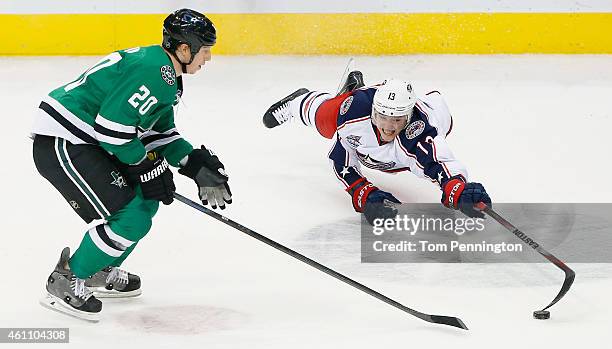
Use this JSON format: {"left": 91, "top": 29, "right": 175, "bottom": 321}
{"left": 372, "top": 79, "right": 416, "bottom": 120}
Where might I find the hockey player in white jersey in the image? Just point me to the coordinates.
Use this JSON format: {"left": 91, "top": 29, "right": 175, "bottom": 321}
{"left": 263, "top": 72, "right": 491, "bottom": 224}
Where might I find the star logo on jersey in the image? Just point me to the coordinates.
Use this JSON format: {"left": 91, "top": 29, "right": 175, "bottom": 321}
{"left": 437, "top": 171, "right": 444, "bottom": 184}
{"left": 406, "top": 120, "right": 425, "bottom": 139}
{"left": 346, "top": 135, "right": 362, "bottom": 148}
{"left": 161, "top": 65, "right": 176, "bottom": 86}
{"left": 340, "top": 166, "right": 351, "bottom": 177}
{"left": 339, "top": 96, "right": 354, "bottom": 115}
{"left": 111, "top": 171, "right": 127, "bottom": 188}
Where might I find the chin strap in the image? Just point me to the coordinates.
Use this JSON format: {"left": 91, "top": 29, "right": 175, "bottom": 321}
{"left": 171, "top": 51, "right": 187, "bottom": 73}
{"left": 170, "top": 50, "right": 192, "bottom": 74}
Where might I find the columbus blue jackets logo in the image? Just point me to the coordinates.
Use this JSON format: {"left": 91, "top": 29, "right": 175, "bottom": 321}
{"left": 339, "top": 96, "right": 354, "bottom": 115}
{"left": 356, "top": 151, "right": 396, "bottom": 171}
{"left": 160, "top": 65, "right": 176, "bottom": 86}
{"left": 406, "top": 120, "right": 425, "bottom": 139}
{"left": 346, "top": 135, "right": 362, "bottom": 148}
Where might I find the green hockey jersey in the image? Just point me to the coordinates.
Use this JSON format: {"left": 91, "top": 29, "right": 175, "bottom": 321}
{"left": 32, "top": 45, "right": 193, "bottom": 166}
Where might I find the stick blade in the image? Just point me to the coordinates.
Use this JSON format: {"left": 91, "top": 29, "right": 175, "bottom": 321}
{"left": 430, "top": 315, "right": 469, "bottom": 330}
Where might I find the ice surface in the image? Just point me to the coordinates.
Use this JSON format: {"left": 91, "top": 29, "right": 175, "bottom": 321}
{"left": 0, "top": 54, "right": 611, "bottom": 347}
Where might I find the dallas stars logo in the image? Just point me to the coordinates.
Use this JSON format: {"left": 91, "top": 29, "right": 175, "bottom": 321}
{"left": 161, "top": 65, "right": 176, "bottom": 86}
{"left": 111, "top": 171, "right": 127, "bottom": 188}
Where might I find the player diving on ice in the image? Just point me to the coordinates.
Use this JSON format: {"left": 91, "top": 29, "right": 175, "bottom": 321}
{"left": 32, "top": 9, "right": 232, "bottom": 321}
{"left": 263, "top": 72, "right": 492, "bottom": 225}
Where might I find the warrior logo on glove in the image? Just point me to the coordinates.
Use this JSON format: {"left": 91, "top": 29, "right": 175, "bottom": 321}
{"left": 139, "top": 158, "right": 170, "bottom": 183}
{"left": 126, "top": 152, "right": 176, "bottom": 205}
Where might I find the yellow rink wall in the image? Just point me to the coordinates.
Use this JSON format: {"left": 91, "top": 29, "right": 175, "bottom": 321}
{"left": 3, "top": 13, "right": 612, "bottom": 55}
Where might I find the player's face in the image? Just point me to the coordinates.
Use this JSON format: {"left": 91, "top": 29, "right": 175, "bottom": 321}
{"left": 185, "top": 46, "right": 212, "bottom": 74}
{"left": 372, "top": 109, "right": 408, "bottom": 142}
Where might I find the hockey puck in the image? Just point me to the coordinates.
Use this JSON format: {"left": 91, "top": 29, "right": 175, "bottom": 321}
{"left": 533, "top": 310, "right": 550, "bottom": 320}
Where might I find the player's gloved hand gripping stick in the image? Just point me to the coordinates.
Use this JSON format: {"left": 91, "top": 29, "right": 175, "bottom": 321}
{"left": 126, "top": 152, "right": 175, "bottom": 205}
{"left": 442, "top": 177, "right": 491, "bottom": 218}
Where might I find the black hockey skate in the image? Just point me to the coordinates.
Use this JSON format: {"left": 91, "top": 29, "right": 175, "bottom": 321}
{"left": 39, "top": 247, "right": 102, "bottom": 322}
{"left": 262, "top": 88, "right": 310, "bottom": 128}
{"left": 85, "top": 266, "right": 142, "bottom": 298}
{"left": 337, "top": 71, "right": 365, "bottom": 96}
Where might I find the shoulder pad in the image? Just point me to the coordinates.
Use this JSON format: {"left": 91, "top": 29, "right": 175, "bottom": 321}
{"left": 397, "top": 107, "right": 438, "bottom": 149}
{"left": 420, "top": 91, "right": 446, "bottom": 110}
{"left": 337, "top": 88, "right": 377, "bottom": 126}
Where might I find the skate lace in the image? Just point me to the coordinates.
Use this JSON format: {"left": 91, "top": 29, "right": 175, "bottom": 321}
{"left": 70, "top": 277, "right": 93, "bottom": 300}
{"left": 106, "top": 267, "right": 129, "bottom": 285}
{"left": 271, "top": 102, "right": 292, "bottom": 124}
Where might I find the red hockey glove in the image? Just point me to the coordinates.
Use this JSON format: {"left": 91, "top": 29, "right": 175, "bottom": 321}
{"left": 442, "top": 177, "right": 491, "bottom": 218}
{"left": 347, "top": 178, "right": 401, "bottom": 225}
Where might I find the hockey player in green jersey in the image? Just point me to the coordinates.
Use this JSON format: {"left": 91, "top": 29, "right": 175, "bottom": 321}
{"left": 32, "top": 9, "right": 232, "bottom": 321}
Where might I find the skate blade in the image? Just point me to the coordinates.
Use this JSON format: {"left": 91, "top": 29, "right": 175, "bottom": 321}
{"left": 39, "top": 293, "right": 100, "bottom": 322}
{"left": 90, "top": 286, "right": 142, "bottom": 298}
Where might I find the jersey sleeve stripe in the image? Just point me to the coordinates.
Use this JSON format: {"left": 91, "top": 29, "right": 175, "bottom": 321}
{"left": 140, "top": 130, "right": 181, "bottom": 145}
{"left": 140, "top": 127, "right": 182, "bottom": 150}
{"left": 140, "top": 128, "right": 179, "bottom": 138}
{"left": 143, "top": 135, "right": 183, "bottom": 151}
{"left": 94, "top": 123, "right": 136, "bottom": 140}
{"left": 95, "top": 133, "right": 133, "bottom": 146}
{"left": 95, "top": 114, "right": 137, "bottom": 134}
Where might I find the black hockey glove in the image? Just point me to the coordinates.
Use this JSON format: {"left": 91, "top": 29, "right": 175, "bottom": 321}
{"left": 348, "top": 179, "right": 401, "bottom": 225}
{"left": 178, "top": 145, "right": 232, "bottom": 210}
{"left": 442, "top": 177, "right": 491, "bottom": 218}
{"left": 126, "top": 152, "right": 175, "bottom": 205}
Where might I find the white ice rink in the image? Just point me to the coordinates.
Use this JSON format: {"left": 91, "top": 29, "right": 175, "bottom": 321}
{"left": 1, "top": 54, "right": 611, "bottom": 347}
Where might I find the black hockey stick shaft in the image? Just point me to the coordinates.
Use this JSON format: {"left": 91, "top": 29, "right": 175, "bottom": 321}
{"left": 475, "top": 203, "right": 575, "bottom": 311}
{"left": 174, "top": 192, "right": 468, "bottom": 330}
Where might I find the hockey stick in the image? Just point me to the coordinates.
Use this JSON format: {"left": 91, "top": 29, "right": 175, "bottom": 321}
{"left": 475, "top": 203, "right": 575, "bottom": 311}
{"left": 174, "top": 192, "right": 468, "bottom": 330}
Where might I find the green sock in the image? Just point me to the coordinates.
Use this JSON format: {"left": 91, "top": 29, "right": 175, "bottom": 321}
{"left": 110, "top": 243, "right": 138, "bottom": 267}
{"left": 68, "top": 233, "right": 117, "bottom": 279}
